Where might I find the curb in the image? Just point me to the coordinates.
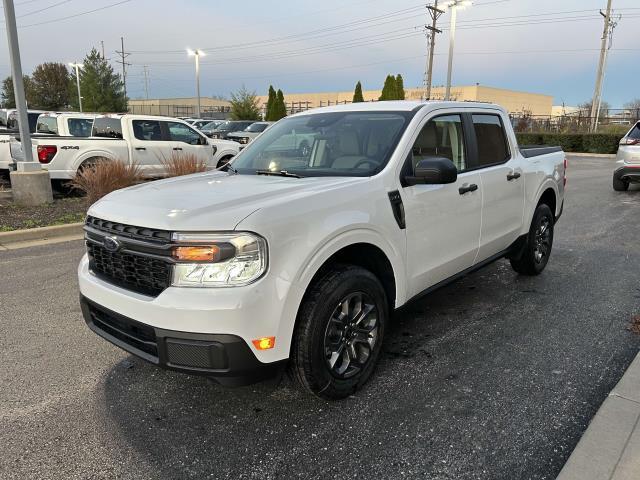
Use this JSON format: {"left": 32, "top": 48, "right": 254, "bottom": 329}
{"left": 0, "top": 190, "right": 11, "bottom": 201}
{"left": 557, "top": 350, "right": 640, "bottom": 480}
{"left": 0, "top": 222, "right": 84, "bottom": 247}
{"left": 565, "top": 152, "right": 616, "bottom": 158}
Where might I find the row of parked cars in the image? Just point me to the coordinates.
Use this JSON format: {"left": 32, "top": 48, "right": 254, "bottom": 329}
{"left": 178, "top": 117, "right": 274, "bottom": 144}
{"left": 0, "top": 109, "right": 254, "bottom": 184}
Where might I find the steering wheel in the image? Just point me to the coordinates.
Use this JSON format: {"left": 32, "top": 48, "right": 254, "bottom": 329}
{"left": 353, "top": 159, "right": 378, "bottom": 170}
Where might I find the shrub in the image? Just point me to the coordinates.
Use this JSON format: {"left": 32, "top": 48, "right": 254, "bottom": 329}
{"left": 161, "top": 152, "right": 208, "bottom": 177}
{"left": 515, "top": 132, "right": 623, "bottom": 154}
{"left": 71, "top": 159, "right": 143, "bottom": 205}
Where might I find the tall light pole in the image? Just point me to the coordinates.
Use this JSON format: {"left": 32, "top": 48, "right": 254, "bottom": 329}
{"left": 188, "top": 49, "right": 205, "bottom": 118}
{"left": 68, "top": 62, "right": 83, "bottom": 112}
{"left": 444, "top": 0, "right": 472, "bottom": 101}
{"left": 3, "top": 0, "right": 33, "bottom": 163}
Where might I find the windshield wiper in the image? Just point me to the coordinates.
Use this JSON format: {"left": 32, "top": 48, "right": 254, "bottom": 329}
{"left": 255, "top": 169, "right": 303, "bottom": 178}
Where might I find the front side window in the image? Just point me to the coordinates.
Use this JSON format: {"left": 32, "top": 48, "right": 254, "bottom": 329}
{"left": 37, "top": 116, "right": 58, "bottom": 134}
{"left": 92, "top": 118, "right": 123, "bottom": 139}
{"left": 167, "top": 122, "right": 202, "bottom": 145}
{"left": 132, "top": 120, "right": 163, "bottom": 141}
{"left": 67, "top": 118, "right": 93, "bottom": 137}
{"left": 411, "top": 114, "right": 466, "bottom": 172}
{"left": 472, "top": 114, "right": 510, "bottom": 167}
{"left": 232, "top": 111, "right": 413, "bottom": 177}
{"left": 627, "top": 122, "right": 640, "bottom": 140}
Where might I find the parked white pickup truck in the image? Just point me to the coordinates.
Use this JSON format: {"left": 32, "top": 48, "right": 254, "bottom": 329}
{"left": 35, "top": 112, "right": 97, "bottom": 137}
{"left": 11, "top": 114, "right": 240, "bottom": 179}
{"left": 0, "top": 111, "right": 42, "bottom": 173}
{"left": 78, "top": 101, "right": 566, "bottom": 399}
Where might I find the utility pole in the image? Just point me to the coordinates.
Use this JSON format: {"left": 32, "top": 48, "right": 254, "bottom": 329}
{"left": 3, "top": 0, "right": 33, "bottom": 163}
{"left": 143, "top": 66, "right": 150, "bottom": 100}
{"left": 590, "top": 0, "right": 613, "bottom": 132}
{"left": 115, "top": 36, "right": 131, "bottom": 107}
{"left": 424, "top": 0, "right": 445, "bottom": 100}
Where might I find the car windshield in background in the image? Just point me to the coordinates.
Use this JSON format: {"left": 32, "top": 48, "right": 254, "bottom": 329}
{"left": 215, "top": 121, "right": 252, "bottom": 132}
{"left": 245, "top": 123, "right": 269, "bottom": 133}
{"left": 231, "top": 111, "right": 413, "bottom": 177}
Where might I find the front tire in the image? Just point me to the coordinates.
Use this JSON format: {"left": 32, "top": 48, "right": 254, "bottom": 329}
{"left": 613, "top": 175, "right": 629, "bottom": 191}
{"left": 290, "top": 265, "right": 388, "bottom": 400}
{"left": 510, "top": 203, "right": 554, "bottom": 276}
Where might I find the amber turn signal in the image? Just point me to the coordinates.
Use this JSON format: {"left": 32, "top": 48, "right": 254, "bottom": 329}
{"left": 173, "top": 245, "right": 219, "bottom": 262}
{"left": 252, "top": 337, "right": 276, "bottom": 350}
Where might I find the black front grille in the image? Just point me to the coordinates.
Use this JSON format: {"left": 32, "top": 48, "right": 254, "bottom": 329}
{"left": 87, "top": 242, "right": 171, "bottom": 297}
{"left": 86, "top": 216, "right": 172, "bottom": 244}
{"left": 87, "top": 300, "right": 158, "bottom": 358}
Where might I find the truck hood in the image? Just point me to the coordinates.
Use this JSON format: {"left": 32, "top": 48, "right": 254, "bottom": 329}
{"left": 88, "top": 171, "right": 368, "bottom": 231}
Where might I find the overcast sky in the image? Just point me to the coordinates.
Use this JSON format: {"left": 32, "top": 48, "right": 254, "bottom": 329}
{"left": 1, "top": 0, "right": 638, "bottom": 107}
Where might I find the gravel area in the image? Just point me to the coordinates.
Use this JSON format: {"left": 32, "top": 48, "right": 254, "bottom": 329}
{"left": 0, "top": 196, "right": 86, "bottom": 231}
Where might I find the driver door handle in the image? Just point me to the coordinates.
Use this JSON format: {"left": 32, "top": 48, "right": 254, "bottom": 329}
{"left": 173, "top": 147, "right": 183, "bottom": 151}
{"left": 135, "top": 147, "right": 146, "bottom": 151}
{"left": 507, "top": 171, "right": 521, "bottom": 181}
{"left": 458, "top": 183, "right": 478, "bottom": 195}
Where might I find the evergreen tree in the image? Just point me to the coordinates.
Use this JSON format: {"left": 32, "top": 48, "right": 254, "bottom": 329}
{"left": 379, "top": 75, "right": 397, "bottom": 101}
{"left": 265, "top": 85, "right": 276, "bottom": 120}
{"left": 229, "top": 85, "right": 261, "bottom": 120}
{"left": 273, "top": 89, "right": 287, "bottom": 120}
{"left": 395, "top": 74, "right": 405, "bottom": 100}
{"left": 31, "top": 63, "right": 72, "bottom": 110}
{"left": 72, "top": 48, "right": 126, "bottom": 112}
{"left": 352, "top": 81, "right": 364, "bottom": 103}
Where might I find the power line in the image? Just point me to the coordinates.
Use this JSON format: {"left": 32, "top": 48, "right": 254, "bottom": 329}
{"left": 16, "top": 0, "right": 75, "bottom": 18}
{"left": 16, "top": 0, "right": 131, "bottom": 28}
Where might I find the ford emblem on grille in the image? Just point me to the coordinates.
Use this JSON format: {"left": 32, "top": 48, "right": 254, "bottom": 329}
{"left": 103, "top": 236, "right": 121, "bottom": 252}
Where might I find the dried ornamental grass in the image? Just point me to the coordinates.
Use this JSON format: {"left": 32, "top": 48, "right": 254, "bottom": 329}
{"left": 71, "top": 159, "right": 143, "bottom": 205}
{"left": 160, "top": 152, "right": 208, "bottom": 178}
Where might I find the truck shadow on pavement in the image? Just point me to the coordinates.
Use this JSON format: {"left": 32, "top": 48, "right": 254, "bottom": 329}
{"left": 99, "top": 256, "right": 640, "bottom": 479}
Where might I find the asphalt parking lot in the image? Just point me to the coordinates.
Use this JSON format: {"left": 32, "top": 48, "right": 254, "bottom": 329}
{"left": 1, "top": 156, "right": 639, "bottom": 480}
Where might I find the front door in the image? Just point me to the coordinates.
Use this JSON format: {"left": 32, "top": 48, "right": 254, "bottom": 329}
{"left": 129, "top": 119, "right": 174, "bottom": 175}
{"left": 402, "top": 113, "right": 482, "bottom": 297}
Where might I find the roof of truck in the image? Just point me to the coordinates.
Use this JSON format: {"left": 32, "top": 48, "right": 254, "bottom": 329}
{"left": 292, "top": 100, "right": 505, "bottom": 115}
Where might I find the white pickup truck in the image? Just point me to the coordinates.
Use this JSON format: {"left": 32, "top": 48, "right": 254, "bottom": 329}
{"left": 0, "top": 111, "right": 42, "bottom": 173}
{"left": 78, "top": 101, "right": 566, "bottom": 399}
{"left": 10, "top": 114, "right": 240, "bottom": 180}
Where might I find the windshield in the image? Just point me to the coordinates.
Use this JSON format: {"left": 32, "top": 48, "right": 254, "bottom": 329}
{"left": 231, "top": 111, "right": 413, "bottom": 177}
{"left": 202, "top": 121, "right": 220, "bottom": 130}
{"left": 245, "top": 123, "right": 269, "bottom": 133}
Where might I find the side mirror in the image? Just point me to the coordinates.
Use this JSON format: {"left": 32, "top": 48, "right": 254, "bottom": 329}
{"left": 404, "top": 156, "right": 457, "bottom": 186}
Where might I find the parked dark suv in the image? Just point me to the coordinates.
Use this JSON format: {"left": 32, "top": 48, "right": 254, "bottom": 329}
{"left": 208, "top": 120, "right": 255, "bottom": 140}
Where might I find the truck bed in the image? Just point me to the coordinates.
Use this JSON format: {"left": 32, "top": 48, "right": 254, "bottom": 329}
{"left": 520, "top": 145, "right": 563, "bottom": 158}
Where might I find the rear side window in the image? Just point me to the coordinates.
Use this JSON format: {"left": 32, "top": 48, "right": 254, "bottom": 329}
{"left": 37, "top": 116, "right": 58, "bottom": 134}
{"left": 132, "top": 120, "right": 163, "bottom": 141}
{"left": 67, "top": 118, "right": 93, "bottom": 137}
{"left": 628, "top": 123, "right": 640, "bottom": 140}
{"left": 472, "top": 114, "right": 510, "bottom": 167}
{"left": 92, "top": 118, "right": 123, "bottom": 139}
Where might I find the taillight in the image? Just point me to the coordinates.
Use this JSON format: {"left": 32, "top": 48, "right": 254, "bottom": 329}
{"left": 620, "top": 138, "right": 640, "bottom": 145}
{"left": 563, "top": 156, "right": 567, "bottom": 187}
{"left": 37, "top": 145, "right": 57, "bottom": 164}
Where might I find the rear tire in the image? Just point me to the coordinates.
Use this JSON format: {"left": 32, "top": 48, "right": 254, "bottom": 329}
{"left": 613, "top": 175, "right": 629, "bottom": 191}
{"left": 290, "top": 265, "right": 388, "bottom": 400}
{"left": 510, "top": 203, "right": 554, "bottom": 276}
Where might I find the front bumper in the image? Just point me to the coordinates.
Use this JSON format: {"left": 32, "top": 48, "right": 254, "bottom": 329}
{"left": 81, "top": 295, "right": 286, "bottom": 386}
{"left": 614, "top": 164, "right": 640, "bottom": 183}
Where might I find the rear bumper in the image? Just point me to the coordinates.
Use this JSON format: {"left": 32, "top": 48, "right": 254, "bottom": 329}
{"left": 614, "top": 164, "right": 640, "bottom": 183}
{"left": 80, "top": 295, "right": 286, "bottom": 386}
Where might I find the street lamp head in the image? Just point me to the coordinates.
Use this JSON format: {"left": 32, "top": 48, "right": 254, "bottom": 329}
{"left": 444, "top": 0, "right": 472, "bottom": 9}
{"left": 187, "top": 49, "right": 205, "bottom": 57}
{"left": 68, "top": 62, "right": 83, "bottom": 68}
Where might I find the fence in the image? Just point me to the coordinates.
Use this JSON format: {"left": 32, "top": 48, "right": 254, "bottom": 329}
{"left": 127, "top": 104, "right": 231, "bottom": 119}
{"left": 510, "top": 109, "right": 640, "bottom": 133}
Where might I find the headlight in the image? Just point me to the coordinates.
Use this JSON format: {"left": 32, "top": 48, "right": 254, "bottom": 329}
{"left": 171, "top": 232, "right": 267, "bottom": 287}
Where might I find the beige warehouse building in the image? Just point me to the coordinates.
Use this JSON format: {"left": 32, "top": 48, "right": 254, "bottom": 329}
{"left": 128, "top": 97, "right": 231, "bottom": 118}
{"left": 257, "top": 85, "right": 553, "bottom": 117}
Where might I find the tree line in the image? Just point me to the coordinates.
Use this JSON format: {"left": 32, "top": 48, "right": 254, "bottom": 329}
{"left": 0, "top": 48, "right": 126, "bottom": 112}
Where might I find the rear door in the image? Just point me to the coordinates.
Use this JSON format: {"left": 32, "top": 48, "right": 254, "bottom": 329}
{"left": 128, "top": 119, "right": 173, "bottom": 174}
{"left": 164, "top": 121, "right": 213, "bottom": 165}
{"left": 472, "top": 112, "right": 525, "bottom": 262}
{"left": 402, "top": 112, "right": 482, "bottom": 295}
